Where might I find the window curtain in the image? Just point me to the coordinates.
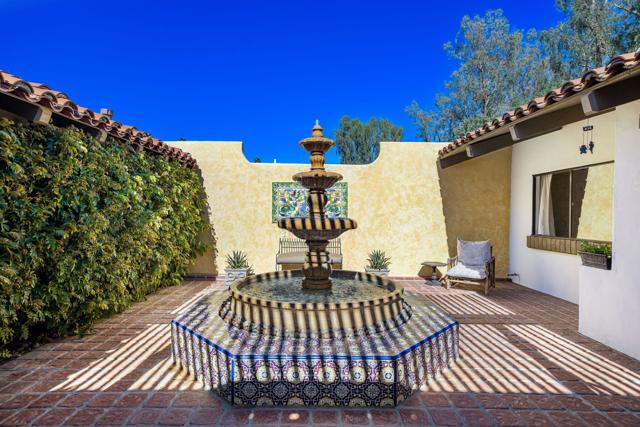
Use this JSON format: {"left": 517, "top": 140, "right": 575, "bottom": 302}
{"left": 536, "top": 173, "right": 555, "bottom": 236}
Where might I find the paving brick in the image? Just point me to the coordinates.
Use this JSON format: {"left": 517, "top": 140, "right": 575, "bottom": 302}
{"left": 219, "top": 409, "right": 252, "bottom": 426}
{"left": 251, "top": 409, "right": 281, "bottom": 425}
{"left": 487, "top": 409, "right": 525, "bottom": 426}
{"left": 1, "top": 408, "right": 46, "bottom": 426}
{"left": 369, "top": 408, "right": 401, "bottom": 425}
{"left": 400, "top": 408, "right": 430, "bottom": 426}
{"left": 459, "top": 408, "right": 493, "bottom": 426}
{"left": 129, "top": 408, "right": 163, "bottom": 425}
{"left": 143, "top": 392, "right": 177, "bottom": 408}
{"left": 429, "top": 408, "right": 462, "bottom": 426}
{"left": 422, "top": 392, "right": 451, "bottom": 407}
{"left": 32, "top": 408, "right": 75, "bottom": 425}
{"left": 64, "top": 408, "right": 105, "bottom": 425}
{"left": 115, "top": 392, "right": 148, "bottom": 407}
{"left": 188, "top": 407, "right": 223, "bottom": 425}
{"left": 95, "top": 408, "right": 134, "bottom": 425}
{"left": 341, "top": 409, "right": 369, "bottom": 425}
{"left": 172, "top": 391, "right": 214, "bottom": 408}
{"left": 158, "top": 408, "right": 191, "bottom": 426}
{"left": 87, "top": 392, "right": 121, "bottom": 408}
{"left": 281, "top": 409, "right": 310, "bottom": 424}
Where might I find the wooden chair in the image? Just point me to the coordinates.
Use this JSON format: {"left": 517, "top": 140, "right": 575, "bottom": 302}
{"left": 445, "top": 239, "right": 495, "bottom": 295}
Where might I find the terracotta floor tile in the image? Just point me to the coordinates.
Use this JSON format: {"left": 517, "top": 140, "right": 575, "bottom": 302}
{"left": 399, "top": 407, "right": 430, "bottom": 426}
{"left": 1, "top": 280, "right": 639, "bottom": 426}
{"left": 32, "top": 408, "right": 75, "bottom": 426}
{"left": 157, "top": 408, "right": 191, "bottom": 426}
{"left": 341, "top": 409, "right": 369, "bottom": 425}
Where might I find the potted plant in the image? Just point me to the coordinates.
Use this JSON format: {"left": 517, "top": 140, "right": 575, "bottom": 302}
{"left": 225, "top": 250, "right": 252, "bottom": 285}
{"left": 365, "top": 250, "right": 391, "bottom": 276}
{"left": 578, "top": 242, "right": 612, "bottom": 270}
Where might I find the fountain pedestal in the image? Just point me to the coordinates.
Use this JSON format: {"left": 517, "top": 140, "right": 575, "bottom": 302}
{"left": 277, "top": 121, "right": 357, "bottom": 290}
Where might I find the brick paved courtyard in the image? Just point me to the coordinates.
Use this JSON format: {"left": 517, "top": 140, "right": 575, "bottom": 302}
{"left": 1, "top": 279, "right": 639, "bottom": 426}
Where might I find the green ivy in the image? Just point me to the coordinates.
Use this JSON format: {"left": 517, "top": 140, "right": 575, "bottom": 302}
{"left": 0, "top": 118, "right": 209, "bottom": 355}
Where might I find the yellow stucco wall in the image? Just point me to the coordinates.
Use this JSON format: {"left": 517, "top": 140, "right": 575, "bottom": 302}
{"left": 438, "top": 148, "right": 513, "bottom": 276}
{"left": 576, "top": 162, "right": 614, "bottom": 241}
{"left": 169, "top": 140, "right": 512, "bottom": 277}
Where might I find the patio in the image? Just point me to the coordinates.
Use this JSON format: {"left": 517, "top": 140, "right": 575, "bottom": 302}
{"left": 1, "top": 279, "right": 639, "bottom": 426}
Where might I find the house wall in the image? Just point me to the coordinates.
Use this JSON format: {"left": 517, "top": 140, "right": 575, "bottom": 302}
{"left": 509, "top": 110, "right": 616, "bottom": 303}
{"left": 168, "top": 140, "right": 512, "bottom": 277}
{"left": 579, "top": 100, "right": 640, "bottom": 360}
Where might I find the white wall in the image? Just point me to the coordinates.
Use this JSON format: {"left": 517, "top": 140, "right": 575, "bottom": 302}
{"left": 509, "top": 111, "right": 616, "bottom": 303}
{"left": 579, "top": 100, "right": 640, "bottom": 360}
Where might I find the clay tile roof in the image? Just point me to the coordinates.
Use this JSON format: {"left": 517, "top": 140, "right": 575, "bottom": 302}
{"left": 0, "top": 69, "right": 195, "bottom": 169}
{"left": 438, "top": 49, "right": 640, "bottom": 158}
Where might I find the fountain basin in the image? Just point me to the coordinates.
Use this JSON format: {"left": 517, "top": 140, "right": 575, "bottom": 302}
{"left": 225, "top": 270, "right": 409, "bottom": 337}
{"left": 171, "top": 280, "right": 459, "bottom": 407}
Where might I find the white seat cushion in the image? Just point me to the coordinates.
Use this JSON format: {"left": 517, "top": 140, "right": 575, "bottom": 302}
{"left": 447, "top": 263, "right": 487, "bottom": 280}
{"left": 458, "top": 239, "right": 491, "bottom": 265}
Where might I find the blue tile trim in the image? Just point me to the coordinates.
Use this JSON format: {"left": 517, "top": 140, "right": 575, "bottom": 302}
{"left": 171, "top": 319, "right": 459, "bottom": 362}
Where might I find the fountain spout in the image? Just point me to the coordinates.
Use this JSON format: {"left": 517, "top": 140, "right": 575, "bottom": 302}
{"left": 277, "top": 122, "right": 357, "bottom": 289}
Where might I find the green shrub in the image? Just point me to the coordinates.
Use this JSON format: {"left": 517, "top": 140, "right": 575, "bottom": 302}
{"left": 225, "top": 251, "right": 249, "bottom": 268}
{"left": 0, "top": 118, "right": 209, "bottom": 355}
{"left": 580, "top": 242, "right": 612, "bottom": 257}
{"left": 366, "top": 250, "right": 391, "bottom": 270}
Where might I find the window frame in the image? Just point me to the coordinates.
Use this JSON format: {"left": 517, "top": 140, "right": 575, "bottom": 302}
{"left": 531, "top": 160, "right": 614, "bottom": 238}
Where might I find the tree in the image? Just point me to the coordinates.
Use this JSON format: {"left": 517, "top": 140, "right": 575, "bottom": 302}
{"left": 406, "top": 10, "right": 549, "bottom": 142}
{"left": 541, "top": 0, "right": 640, "bottom": 85}
{"left": 334, "top": 116, "right": 403, "bottom": 164}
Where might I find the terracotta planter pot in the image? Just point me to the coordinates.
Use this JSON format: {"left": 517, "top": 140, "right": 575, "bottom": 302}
{"left": 364, "top": 267, "right": 390, "bottom": 277}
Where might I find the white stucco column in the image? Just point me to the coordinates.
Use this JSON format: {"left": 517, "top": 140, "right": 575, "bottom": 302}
{"left": 579, "top": 100, "right": 640, "bottom": 360}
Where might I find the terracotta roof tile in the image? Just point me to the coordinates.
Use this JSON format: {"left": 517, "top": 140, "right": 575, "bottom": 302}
{"left": 0, "top": 70, "right": 196, "bottom": 168}
{"left": 438, "top": 49, "right": 640, "bottom": 158}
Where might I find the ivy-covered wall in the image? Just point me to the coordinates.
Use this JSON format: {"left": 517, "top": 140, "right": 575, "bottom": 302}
{"left": 0, "top": 119, "right": 209, "bottom": 356}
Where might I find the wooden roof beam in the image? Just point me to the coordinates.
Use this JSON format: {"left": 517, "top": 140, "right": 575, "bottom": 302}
{"left": 0, "top": 92, "right": 52, "bottom": 124}
{"left": 510, "top": 104, "right": 585, "bottom": 142}
{"left": 51, "top": 114, "right": 108, "bottom": 142}
{"left": 438, "top": 151, "right": 470, "bottom": 169}
{"left": 466, "top": 132, "right": 514, "bottom": 158}
{"left": 581, "top": 74, "right": 640, "bottom": 114}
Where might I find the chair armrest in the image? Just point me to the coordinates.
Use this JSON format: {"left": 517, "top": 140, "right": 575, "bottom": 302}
{"left": 485, "top": 256, "right": 495, "bottom": 272}
{"left": 447, "top": 256, "right": 458, "bottom": 268}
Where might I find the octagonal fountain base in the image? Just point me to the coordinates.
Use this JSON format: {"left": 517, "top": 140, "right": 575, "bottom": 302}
{"left": 170, "top": 271, "right": 459, "bottom": 407}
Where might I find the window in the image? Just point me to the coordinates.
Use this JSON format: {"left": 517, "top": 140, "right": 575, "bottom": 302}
{"left": 533, "top": 162, "right": 613, "bottom": 241}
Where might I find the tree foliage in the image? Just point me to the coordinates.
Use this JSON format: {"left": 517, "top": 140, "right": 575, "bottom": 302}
{"left": 542, "top": 0, "right": 640, "bottom": 85}
{"left": 407, "top": 10, "right": 549, "bottom": 141}
{"left": 334, "top": 116, "right": 403, "bottom": 164}
{"left": 408, "top": 3, "right": 640, "bottom": 142}
{"left": 0, "top": 119, "right": 209, "bottom": 356}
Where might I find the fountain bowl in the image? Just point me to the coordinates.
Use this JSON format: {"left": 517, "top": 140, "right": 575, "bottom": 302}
{"left": 224, "top": 270, "right": 410, "bottom": 337}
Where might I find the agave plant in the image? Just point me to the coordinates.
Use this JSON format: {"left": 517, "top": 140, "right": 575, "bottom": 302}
{"left": 226, "top": 250, "right": 249, "bottom": 269}
{"left": 366, "top": 250, "right": 391, "bottom": 270}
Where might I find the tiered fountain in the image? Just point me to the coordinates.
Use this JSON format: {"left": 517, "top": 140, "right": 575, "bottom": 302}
{"left": 171, "top": 123, "right": 459, "bottom": 407}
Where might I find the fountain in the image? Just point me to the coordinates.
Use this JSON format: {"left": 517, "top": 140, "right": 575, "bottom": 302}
{"left": 171, "top": 123, "right": 459, "bottom": 407}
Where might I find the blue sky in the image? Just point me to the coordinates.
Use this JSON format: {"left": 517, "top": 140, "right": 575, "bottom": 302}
{"left": 3, "top": 0, "right": 562, "bottom": 163}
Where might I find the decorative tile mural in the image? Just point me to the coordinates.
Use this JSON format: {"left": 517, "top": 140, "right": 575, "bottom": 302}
{"left": 272, "top": 182, "right": 348, "bottom": 222}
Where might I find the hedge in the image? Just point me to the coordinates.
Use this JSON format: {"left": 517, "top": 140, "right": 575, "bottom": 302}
{"left": 0, "top": 118, "right": 209, "bottom": 356}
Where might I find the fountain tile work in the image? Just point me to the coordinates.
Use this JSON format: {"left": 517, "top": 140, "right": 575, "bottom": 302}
{"left": 171, "top": 123, "right": 459, "bottom": 407}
